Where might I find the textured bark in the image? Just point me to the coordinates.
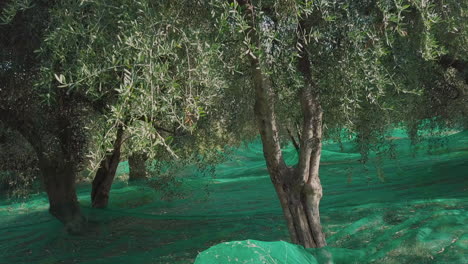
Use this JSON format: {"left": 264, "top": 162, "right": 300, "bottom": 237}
{"left": 294, "top": 18, "right": 327, "bottom": 248}
{"left": 0, "top": 108, "right": 85, "bottom": 233}
{"left": 237, "top": 0, "right": 326, "bottom": 248}
{"left": 128, "top": 153, "right": 148, "bottom": 181}
{"left": 91, "top": 125, "right": 124, "bottom": 208}
{"left": 38, "top": 156, "right": 84, "bottom": 234}
{"left": 273, "top": 166, "right": 326, "bottom": 248}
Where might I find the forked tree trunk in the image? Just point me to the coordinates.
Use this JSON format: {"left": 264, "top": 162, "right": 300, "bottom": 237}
{"left": 237, "top": 0, "right": 327, "bottom": 248}
{"left": 293, "top": 17, "right": 327, "bottom": 248}
{"left": 262, "top": 88, "right": 326, "bottom": 248}
{"left": 273, "top": 169, "right": 325, "bottom": 247}
{"left": 91, "top": 126, "right": 124, "bottom": 208}
{"left": 128, "top": 153, "right": 148, "bottom": 181}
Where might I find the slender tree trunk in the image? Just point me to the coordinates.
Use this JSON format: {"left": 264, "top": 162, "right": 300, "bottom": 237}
{"left": 91, "top": 125, "right": 124, "bottom": 208}
{"left": 236, "top": 0, "right": 326, "bottom": 248}
{"left": 294, "top": 18, "right": 327, "bottom": 248}
{"left": 128, "top": 153, "right": 148, "bottom": 181}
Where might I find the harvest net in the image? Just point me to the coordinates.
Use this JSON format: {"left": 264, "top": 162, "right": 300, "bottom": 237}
{"left": 1, "top": 130, "right": 467, "bottom": 263}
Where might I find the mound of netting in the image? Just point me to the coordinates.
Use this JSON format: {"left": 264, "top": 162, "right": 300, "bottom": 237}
{"left": 194, "top": 240, "right": 318, "bottom": 264}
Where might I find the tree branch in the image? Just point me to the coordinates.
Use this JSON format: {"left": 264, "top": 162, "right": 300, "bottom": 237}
{"left": 236, "top": 0, "right": 287, "bottom": 176}
{"left": 287, "top": 127, "right": 300, "bottom": 152}
{"left": 296, "top": 17, "right": 323, "bottom": 184}
{"left": 133, "top": 115, "right": 182, "bottom": 136}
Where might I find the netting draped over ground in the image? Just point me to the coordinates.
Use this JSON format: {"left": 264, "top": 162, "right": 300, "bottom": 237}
{"left": 194, "top": 240, "right": 319, "bottom": 263}
{"left": 0, "top": 130, "right": 467, "bottom": 263}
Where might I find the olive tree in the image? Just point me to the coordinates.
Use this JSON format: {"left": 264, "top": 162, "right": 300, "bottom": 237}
{"left": 37, "top": 0, "right": 236, "bottom": 208}
{"left": 210, "top": 0, "right": 467, "bottom": 248}
{"left": 0, "top": 0, "right": 90, "bottom": 233}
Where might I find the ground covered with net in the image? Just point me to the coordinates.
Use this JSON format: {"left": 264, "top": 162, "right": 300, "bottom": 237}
{"left": 1, "top": 130, "right": 467, "bottom": 264}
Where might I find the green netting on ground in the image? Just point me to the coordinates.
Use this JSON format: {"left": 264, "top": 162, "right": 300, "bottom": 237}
{"left": 0, "top": 130, "right": 467, "bottom": 263}
{"left": 194, "top": 240, "right": 318, "bottom": 263}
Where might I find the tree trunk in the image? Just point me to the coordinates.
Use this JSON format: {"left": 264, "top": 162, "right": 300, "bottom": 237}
{"left": 270, "top": 145, "right": 326, "bottom": 248}
{"left": 128, "top": 153, "right": 148, "bottom": 181}
{"left": 293, "top": 17, "right": 327, "bottom": 248}
{"left": 91, "top": 125, "right": 124, "bottom": 208}
{"left": 273, "top": 164, "right": 326, "bottom": 248}
{"left": 236, "top": 0, "right": 327, "bottom": 248}
{"left": 0, "top": 109, "right": 85, "bottom": 233}
{"left": 38, "top": 157, "right": 84, "bottom": 234}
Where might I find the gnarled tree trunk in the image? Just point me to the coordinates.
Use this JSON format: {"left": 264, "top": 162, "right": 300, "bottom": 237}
{"left": 0, "top": 108, "right": 85, "bottom": 233}
{"left": 128, "top": 152, "right": 148, "bottom": 181}
{"left": 91, "top": 125, "right": 124, "bottom": 208}
{"left": 237, "top": 0, "right": 326, "bottom": 248}
{"left": 38, "top": 155, "right": 84, "bottom": 234}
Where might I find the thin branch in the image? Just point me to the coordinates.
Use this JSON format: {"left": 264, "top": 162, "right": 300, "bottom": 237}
{"left": 155, "top": 130, "right": 179, "bottom": 159}
{"left": 287, "top": 127, "right": 300, "bottom": 152}
{"left": 133, "top": 115, "right": 180, "bottom": 135}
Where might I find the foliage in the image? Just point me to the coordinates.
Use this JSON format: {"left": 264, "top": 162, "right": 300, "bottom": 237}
{"left": 0, "top": 125, "right": 40, "bottom": 198}
{"left": 209, "top": 0, "right": 467, "bottom": 164}
{"left": 34, "top": 0, "right": 244, "bottom": 177}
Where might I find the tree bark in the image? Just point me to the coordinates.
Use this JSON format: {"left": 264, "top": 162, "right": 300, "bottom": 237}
{"left": 91, "top": 125, "right": 124, "bottom": 208}
{"left": 294, "top": 18, "right": 327, "bottom": 248}
{"left": 128, "top": 152, "right": 148, "bottom": 181}
{"left": 0, "top": 108, "right": 85, "bottom": 233}
{"left": 38, "top": 156, "right": 84, "bottom": 234}
{"left": 236, "top": 0, "right": 327, "bottom": 248}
